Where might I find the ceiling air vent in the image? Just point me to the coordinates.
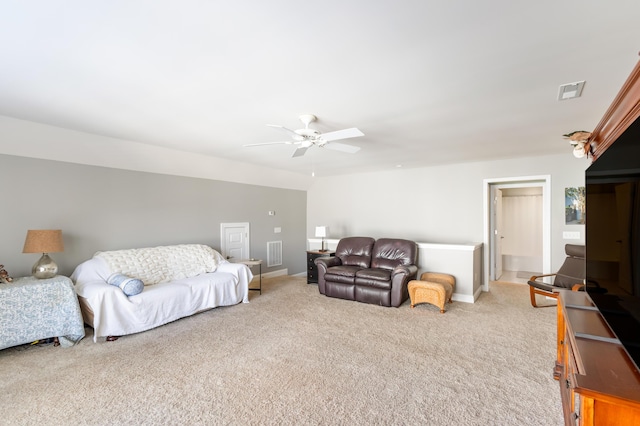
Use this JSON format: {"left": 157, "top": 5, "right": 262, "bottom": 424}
{"left": 558, "top": 81, "right": 586, "bottom": 101}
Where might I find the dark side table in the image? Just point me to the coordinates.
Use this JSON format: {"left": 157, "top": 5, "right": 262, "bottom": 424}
{"left": 306, "top": 250, "right": 335, "bottom": 284}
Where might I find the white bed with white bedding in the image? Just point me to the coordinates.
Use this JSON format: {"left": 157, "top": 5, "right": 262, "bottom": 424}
{"left": 70, "top": 244, "right": 252, "bottom": 342}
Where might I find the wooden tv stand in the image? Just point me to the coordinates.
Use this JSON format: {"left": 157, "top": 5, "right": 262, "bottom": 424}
{"left": 556, "top": 290, "right": 640, "bottom": 424}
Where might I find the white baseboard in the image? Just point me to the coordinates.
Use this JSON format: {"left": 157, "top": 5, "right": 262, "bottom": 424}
{"left": 251, "top": 268, "right": 288, "bottom": 282}
{"left": 473, "top": 285, "right": 483, "bottom": 301}
{"left": 452, "top": 293, "right": 474, "bottom": 303}
{"left": 452, "top": 286, "right": 483, "bottom": 304}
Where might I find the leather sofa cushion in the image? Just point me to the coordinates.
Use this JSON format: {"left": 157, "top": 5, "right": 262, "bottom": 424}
{"left": 326, "top": 283, "right": 356, "bottom": 300}
{"left": 370, "top": 238, "right": 417, "bottom": 270}
{"left": 355, "top": 268, "right": 392, "bottom": 289}
{"left": 335, "top": 237, "right": 375, "bottom": 268}
{"left": 341, "top": 254, "right": 371, "bottom": 268}
{"left": 325, "top": 265, "right": 362, "bottom": 284}
{"left": 355, "top": 286, "right": 391, "bottom": 306}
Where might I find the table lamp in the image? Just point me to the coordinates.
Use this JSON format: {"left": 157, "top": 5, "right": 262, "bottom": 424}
{"left": 23, "top": 229, "right": 64, "bottom": 279}
{"left": 315, "top": 226, "right": 329, "bottom": 252}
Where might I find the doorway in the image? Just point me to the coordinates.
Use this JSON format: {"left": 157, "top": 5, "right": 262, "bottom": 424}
{"left": 483, "top": 176, "right": 551, "bottom": 292}
{"left": 220, "top": 222, "right": 250, "bottom": 261}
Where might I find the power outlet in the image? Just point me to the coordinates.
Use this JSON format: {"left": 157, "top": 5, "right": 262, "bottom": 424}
{"left": 274, "top": 227, "right": 281, "bottom": 233}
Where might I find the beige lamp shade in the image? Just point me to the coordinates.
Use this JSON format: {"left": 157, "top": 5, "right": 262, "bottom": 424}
{"left": 23, "top": 230, "right": 64, "bottom": 279}
{"left": 23, "top": 230, "right": 64, "bottom": 254}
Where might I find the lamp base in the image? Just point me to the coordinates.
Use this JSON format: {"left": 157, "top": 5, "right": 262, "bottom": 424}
{"left": 32, "top": 253, "right": 58, "bottom": 279}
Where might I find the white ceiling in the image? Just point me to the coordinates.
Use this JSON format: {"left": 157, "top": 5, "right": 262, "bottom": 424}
{"left": 1, "top": 1, "right": 639, "bottom": 177}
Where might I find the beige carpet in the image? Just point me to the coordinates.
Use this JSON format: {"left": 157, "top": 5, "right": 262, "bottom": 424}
{"left": 0, "top": 276, "right": 562, "bottom": 425}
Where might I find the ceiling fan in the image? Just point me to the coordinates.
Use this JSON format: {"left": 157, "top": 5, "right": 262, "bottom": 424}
{"left": 244, "top": 114, "right": 364, "bottom": 157}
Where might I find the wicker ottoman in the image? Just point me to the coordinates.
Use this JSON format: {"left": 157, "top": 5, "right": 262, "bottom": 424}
{"left": 408, "top": 272, "right": 455, "bottom": 313}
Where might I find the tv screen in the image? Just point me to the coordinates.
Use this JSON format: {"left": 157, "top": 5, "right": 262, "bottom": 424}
{"left": 586, "top": 116, "right": 640, "bottom": 371}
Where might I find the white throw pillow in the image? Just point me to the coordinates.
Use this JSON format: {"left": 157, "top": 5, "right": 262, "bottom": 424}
{"left": 107, "top": 273, "right": 144, "bottom": 296}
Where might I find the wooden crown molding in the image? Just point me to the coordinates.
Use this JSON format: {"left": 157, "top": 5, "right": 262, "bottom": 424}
{"left": 589, "top": 57, "right": 640, "bottom": 161}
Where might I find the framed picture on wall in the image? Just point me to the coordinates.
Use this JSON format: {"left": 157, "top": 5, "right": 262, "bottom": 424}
{"left": 565, "top": 187, "right": 585, "bottom": 224}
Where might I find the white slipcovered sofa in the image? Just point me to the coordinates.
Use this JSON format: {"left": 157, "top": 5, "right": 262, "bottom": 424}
{"left": 70, "top": 244, "right": 252, "bottom": 342}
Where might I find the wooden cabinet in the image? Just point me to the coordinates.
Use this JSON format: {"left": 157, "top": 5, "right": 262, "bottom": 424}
{"left": 556, "top": 290, "right": 640, "bottom": 425}
{"left": 306, "top": 250, "right": 335, "bottom": 284}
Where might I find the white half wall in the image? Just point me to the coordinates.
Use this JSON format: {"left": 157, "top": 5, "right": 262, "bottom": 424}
{"left": 417, "top": 242, "right": 483, "bottom": 303}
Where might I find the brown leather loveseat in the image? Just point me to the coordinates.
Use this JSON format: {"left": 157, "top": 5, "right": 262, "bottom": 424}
{"left": 314, "top": 237, "right": 418, "bottom": 307}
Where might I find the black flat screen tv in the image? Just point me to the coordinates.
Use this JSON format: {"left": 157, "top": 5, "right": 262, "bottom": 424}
{"left": 586, "top": 114, "right": 640, "bottom": 371}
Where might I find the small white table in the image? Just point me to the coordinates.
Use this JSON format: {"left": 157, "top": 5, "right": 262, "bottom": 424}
{"left": 237, "top": 259, "right": 262, "bottom": 294}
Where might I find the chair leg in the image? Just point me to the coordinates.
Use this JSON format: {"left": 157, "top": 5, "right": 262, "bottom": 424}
{"left": 530, "top": 287, "right": 558, "bottom": 308}
{"left": 530, "top": 286, "right": 538, "bottom": 308}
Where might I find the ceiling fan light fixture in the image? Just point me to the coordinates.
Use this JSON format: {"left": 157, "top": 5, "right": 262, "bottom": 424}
{"left": 296, "top": 128, "right": 320, "bottom": 138}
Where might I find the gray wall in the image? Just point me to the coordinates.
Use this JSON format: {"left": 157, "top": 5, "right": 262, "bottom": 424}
{"left": 1, "top": 154, "right": 306, "bottom": 278}
{"left": 308, "top": 153, "right": 589, "bottom": 274}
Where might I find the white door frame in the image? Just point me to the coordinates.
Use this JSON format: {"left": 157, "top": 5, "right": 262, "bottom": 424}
{"left": 492, "top": 186, "right": 504, "bottom": 281}
{"left": 483, "top": 175, "right": 551, "bottom": 292}
{"left": 220, "top": 222, "right": 250, "bottom": 261}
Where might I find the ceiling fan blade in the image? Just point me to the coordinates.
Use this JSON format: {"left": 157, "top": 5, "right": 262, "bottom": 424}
{"left": 243, "top": 141, "right": 295, "bottom": 147}
{"left": 291, "top": 146, "right": 309, "bottom": 157}
{"left": 320, "top": 128, "right": 364, "bottom": 142}
{"left": 266, "top": 124, "right": 305, "bottom": 141}
{"left": 324, "top": 142, "right": 361, "bottom": 154}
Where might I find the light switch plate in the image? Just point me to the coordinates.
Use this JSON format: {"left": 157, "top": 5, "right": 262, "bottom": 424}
{"left": 563, "top": 231, "right": 581, "bottom": 240}
{"left": 274, "top": 227, "right": 281, "bottom": 233}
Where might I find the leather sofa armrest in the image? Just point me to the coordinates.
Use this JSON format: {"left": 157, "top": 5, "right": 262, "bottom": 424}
{"left": 315, "top": 257, "right": 341, "bottom": 269}
{"left": 390, "top": 264, "right": 418, "bottom": 307}
{"left": 315, "top": 257, "right": 342, "bottom": 294}
{"left": 392, "top": 264, "right": 418, "bottom": 280}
